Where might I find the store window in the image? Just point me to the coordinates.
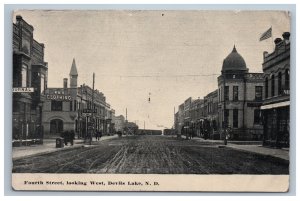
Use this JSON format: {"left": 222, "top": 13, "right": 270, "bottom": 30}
{"left": 254, "top": 109, "right": 261, "bottom": 124}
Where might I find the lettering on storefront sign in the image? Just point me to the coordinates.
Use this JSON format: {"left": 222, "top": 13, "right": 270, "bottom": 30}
{"left": 13, "top": 87, "right": 34, "bottom": 92}
{"left": 283, "top": 90, "right": 290, "bottom": 95}
{"left": 45, "top": 94, "right": 72, "bottom": 101}
{"left": 82, "top": 109, "right": 97, "bottom": 113}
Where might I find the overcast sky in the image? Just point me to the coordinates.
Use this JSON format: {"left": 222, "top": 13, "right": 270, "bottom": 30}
{"left": 13, "top": 10, "right": 290, "bottom": 130}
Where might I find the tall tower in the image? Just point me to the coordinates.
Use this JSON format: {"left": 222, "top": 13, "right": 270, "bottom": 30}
{"left": 69, "top": 58, "right": 78, "bottom": 89}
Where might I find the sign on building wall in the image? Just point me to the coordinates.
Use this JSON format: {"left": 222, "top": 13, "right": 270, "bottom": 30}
{"left": 13, "top": 87, "right": 35, "bottom": 92}
{"left": 82, "top": 109, "right": 97, "bottom": 113}
{"left": 45, "top": 94, "right": 72, "bottom": 101}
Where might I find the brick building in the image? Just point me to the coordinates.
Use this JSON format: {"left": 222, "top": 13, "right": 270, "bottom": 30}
{"left": 12, "top": 16, "right": 48, "bottom": 141}
{"left": 42, "top": 59, "right": 115, "bottom": 138}
{"left": 217, "top": 46, "right": 264, "bottom": 140}
{"left": 203, "top": 90, "right": 219, "bottom": 138}
{"left": 261, "top": 32, "right": 290, "bottom": 147}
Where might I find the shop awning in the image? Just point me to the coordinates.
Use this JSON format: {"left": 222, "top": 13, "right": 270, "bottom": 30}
{"left": 260, "top": 101, "right": 290, "bottom": 110}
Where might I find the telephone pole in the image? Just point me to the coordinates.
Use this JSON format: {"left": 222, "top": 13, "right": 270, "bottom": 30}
{"left": 89, "top": 72, "right": 95, "bottom": 145}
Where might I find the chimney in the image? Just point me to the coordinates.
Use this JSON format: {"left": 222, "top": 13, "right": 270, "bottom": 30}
{"left": 263, "top": 51, "right": 269, "bottom": 58}
{"left": 63, "top": 78, "right": 68, "bottom": 89}
{"left": 16, "top": 15, "right": 23, "bottom": 21}
{"left": 274, "top": 38, "right": 282, "bottom": 45}
{"left": 282, "top": 32, "right": 290, "bottom": 44}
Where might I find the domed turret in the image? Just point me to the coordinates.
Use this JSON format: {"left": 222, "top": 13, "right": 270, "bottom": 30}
{"left": 222, "top": 45, "right": 248, "bottom": 73}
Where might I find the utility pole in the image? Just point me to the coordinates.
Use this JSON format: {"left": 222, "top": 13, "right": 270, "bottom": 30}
{"left": 78, "top": 85, "right": 83, "bottom": 139}
{"left": 125, "top": 108, "right": 127, "bottom": 135}
{"left": 223, "top": 71, "right": 227, "bottom": 140}
{"left": 90, "top": 72, "right": 95, "bottom": 145}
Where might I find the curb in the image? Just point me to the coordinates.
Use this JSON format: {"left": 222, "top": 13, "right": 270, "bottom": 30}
{"left": 13, "top": 135, "right": 119, "bottom": 160}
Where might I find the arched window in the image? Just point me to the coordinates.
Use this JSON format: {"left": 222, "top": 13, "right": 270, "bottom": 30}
{"left": 271, "top": 75, "right": 275, "bottom": 97}
{"left": 50, "top": 119, "right": 63, "bottom": 134}
{"left": 265, "top": 77, "right": 269, "bottom": 98}
{"left": 278, "top": 72, "right": 282, "bottom": 95}
{"left": 285, "top": 69, "right": 290, "bottom": 90}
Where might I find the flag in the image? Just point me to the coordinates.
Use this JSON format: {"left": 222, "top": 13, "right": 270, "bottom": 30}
{"left": 260, "top": 27, "right": 272, "bottom": 41}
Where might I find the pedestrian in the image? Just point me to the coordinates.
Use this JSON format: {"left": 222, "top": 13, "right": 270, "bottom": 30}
{"left": 95, "top": 130, "right": 100, "bottom": 141}
{"left": 65, "top": 131, "right": 70, "bottom": 146}
{"left": 224, "top": 126, "right": 231, "bottom": 145}
{"left": 99, "top": 131, "right": 102, "bottom": 140}
{"left": 70, "top": 130, "right": 75, "bottom": 146}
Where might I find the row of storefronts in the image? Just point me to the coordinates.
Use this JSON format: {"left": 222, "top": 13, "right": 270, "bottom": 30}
{"left": 12, "top": 16, "right": 117, "bottom": 142}
{"left": 175, "top": 32, "right": 290, "bottom": 147}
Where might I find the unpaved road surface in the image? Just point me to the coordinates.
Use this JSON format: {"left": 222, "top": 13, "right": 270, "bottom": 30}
{"left": 13, "top": 135, "right": 289, "bottom": 174}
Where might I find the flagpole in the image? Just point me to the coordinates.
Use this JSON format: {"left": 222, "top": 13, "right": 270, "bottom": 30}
{"left": 271, "top": 26, "right": 275, "bottom": 50}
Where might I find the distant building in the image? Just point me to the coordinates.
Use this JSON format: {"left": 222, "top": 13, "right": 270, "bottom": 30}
{"left": 124, "top": 121, "right": 138, "bottom": 135}
{"left": 203, "top": 90, "right": 219, "bottom": 138}
{"left": 217, "top": 46, "right": 264, "bottom": 140}
{"left": 176, "top": 103, "right": 184, "bottom": 135}
{"left": 190, "top": 98, "right": 204, "bottom": 137}
{"left": 261, "top": 32, "right": 290, "bottom": 147}
{"left": 12, "top": 16, "right": 48, "bottom": 141}
{"left": 114, "top": 115, "right": 125, "bottom": 133}
{"left": 183, "top": 97, "right": 193, "bottom": 135}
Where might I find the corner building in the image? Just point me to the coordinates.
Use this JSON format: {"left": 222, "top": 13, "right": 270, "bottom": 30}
{"left": 217, "top": 46, "right": 264, "bottom": 140}
{"left": 42, "top": 59, "right": 114, "bottom": 137}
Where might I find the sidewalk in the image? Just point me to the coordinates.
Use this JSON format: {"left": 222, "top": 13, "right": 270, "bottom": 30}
{"left": 180, "top": 135, "right": 289, "bottom": 161}
{"left": 12, "top": 135, "right": 119, "bottom": 160}
{"left": 226, "top": 144, "right": 289, "bottom": 161}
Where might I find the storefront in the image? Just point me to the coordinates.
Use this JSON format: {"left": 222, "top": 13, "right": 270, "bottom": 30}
{"left": 261, "top": 101, "right": 290, "bottom": 147}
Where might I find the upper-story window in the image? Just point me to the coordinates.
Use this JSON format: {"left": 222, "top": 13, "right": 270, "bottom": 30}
{"left": 271, "top": 75, "right": 275, "bottom": 97}
{"left": 278, "top": 72, "right": 282, "bottom": 95}
{"left": 255, "top": 86, "right": 263, "bottom": 101}
{"left": 51, "top": 100, "right": 62, "bottom": 111}
{"left": 265, "top": 77, "right": 268, "bottom": 98}
{"left": 224, "top": 86, "right": 229, "bottom": 101}
{"left": 285, "top": 69, "right": 290, "bottom": 90}
{"left": 21, "top": 64, "right": 28, "bottom": 87}
{"left": 40, "top": 74, "right": 45, "bottom": 94}
{"left": 233, "top": 86, "right": 239, "bottom": 101}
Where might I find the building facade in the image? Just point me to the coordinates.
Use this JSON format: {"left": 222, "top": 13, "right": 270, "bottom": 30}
{"left": 174, "top": 46, "right": 265, "bottom": 141}
{"left": 217, "top": 46, "right": 264, "bottom": 140}
{"left": 203, "top": 90, "right": 219, "bottom": 139}
{"left": 114, "top": 115, "right": 125, "bottom": 133}
{"left": 13, "top": 16, "right": 48, "bottom": 141}
{"left": 261, "top": 32, "right": 290, "bottom": 147}
{"left": 42, "top": 59, "right": 115, "bottom": 138}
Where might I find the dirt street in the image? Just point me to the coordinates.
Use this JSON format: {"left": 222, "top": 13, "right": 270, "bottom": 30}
{"left": 12, "top": 135, "right": 289, "bottom": 174}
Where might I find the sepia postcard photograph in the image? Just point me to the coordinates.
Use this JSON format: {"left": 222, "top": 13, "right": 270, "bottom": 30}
{"left": 10, "top": 9, "right": 291, "bottom": 192}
